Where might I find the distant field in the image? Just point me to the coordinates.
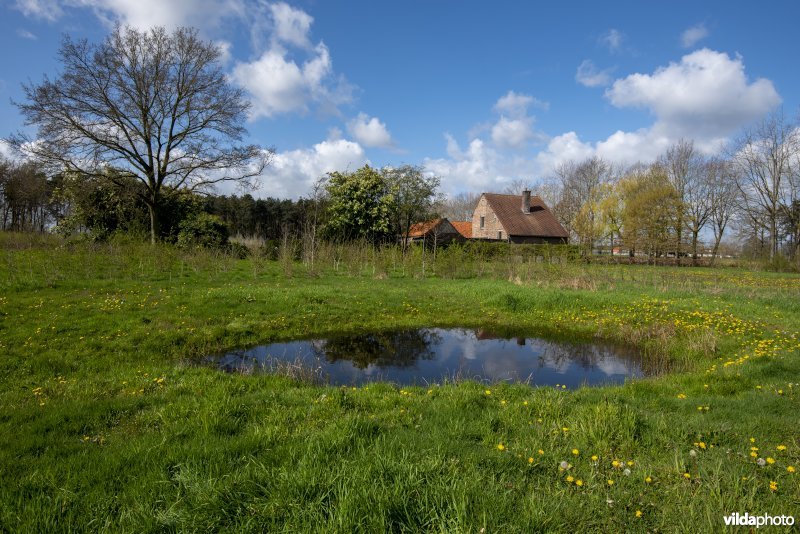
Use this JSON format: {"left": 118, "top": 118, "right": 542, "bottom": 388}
{"left": 1, "top": 234, "right": 798, "bottom": 532}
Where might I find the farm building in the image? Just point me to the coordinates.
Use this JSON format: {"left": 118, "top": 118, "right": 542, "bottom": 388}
{"left": 404, "top": 218, "right": 464, "bottom": 245}
{"left": 471, "top": 190, "right": 568, "bottom": 244}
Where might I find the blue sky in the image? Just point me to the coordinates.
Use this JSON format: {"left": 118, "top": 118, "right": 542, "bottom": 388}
{"left": 2, "top": 0, "right": 798, "bottom": 198}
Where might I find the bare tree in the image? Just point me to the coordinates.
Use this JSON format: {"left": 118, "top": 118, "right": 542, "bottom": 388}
{"left": 659, "top": 139, "right": 704, "bottom": 264}
{"left": 706, "top": 158, "right": 740, "bottom": 265}
{"left": 555, "top": 156, "right": 614, "bottom": 253}
{"left": 502, "top": 179, "right": 530, "bottom": 195}
{"left": 10, "top": 25, "right": 270, "bottom": 243}
{"left": 441, "top": 191, "right": 480, "bottom": 221}
{"left": 731, "top": 110, "right": 799, "bottom": 261}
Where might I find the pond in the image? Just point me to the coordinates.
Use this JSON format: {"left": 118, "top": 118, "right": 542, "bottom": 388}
{"left": 208, "top": 328, "right": 646, "bottom": 387}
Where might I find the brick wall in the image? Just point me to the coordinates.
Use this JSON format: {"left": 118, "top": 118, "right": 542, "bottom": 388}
{"left": 471, "top": 195, "right": 508, "bottom": 240}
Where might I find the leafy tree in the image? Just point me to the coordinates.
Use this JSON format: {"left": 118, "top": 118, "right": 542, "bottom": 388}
{"left": 620, "top": 167, "right": 681, "bottom": 262}
{"left": 10, "top": 25, "right": 269, "bottom": 244}
{"left": 323, "top": 165, "right": 394, "bottom": 243}
{"left": 176, "top": 212, "right": 229, "bottom": 249}
{"left": 384, "top": 165, "right": 441, "bottom": 252}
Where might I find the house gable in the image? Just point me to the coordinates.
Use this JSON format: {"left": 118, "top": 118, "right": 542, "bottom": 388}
{"left": 471, "top": 192, "right": 568, "bottom": 243}
{"left": 471, "top": 194, "right": 509, "bottom": 240}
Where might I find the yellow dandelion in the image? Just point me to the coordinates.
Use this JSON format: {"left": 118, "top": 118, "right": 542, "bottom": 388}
{"left": 497, "top": 443, "right": 505, "bottom": 451}
{"left": 766, "top": 457, "right": 775, "bottom": 465}
{"left": 776, "top": 445, "right": 787, "bottom": 451}
{"left": 786, "top": 466, "right": 795, "bottom": 473}
{"left": 635, "top": 510, "right": 643, "bottom": 518}
{"left": 538, "top": 449, "right": 544, "bottom": 455}
{"left": 627, "top": 460, "right": 634, "bottom": 466}
{"left": 750, "top": 437, "right": 756, "bottom": 443}
{"left": 677, "top": 393, "right": 687, "bottom": 399}
{"left": 572, "top": 449, "right": 579, "bottom": 456}
{"left": 485, "top": 389, "right": 491, "bottom": 395}
{"left": 607, "top": 479, "right": 614, "bottom": 486}
{"left": 612, "top": 460, "right": 621, "bottom": 468}
{"left": 591, "top": 455, "right": 598, "bottom": 461}
{"left": 566, "top": 475, "right": 574, "bottom": 483}
{"left": 683, "top": 473, "right": 691, "bottom": 479}
{"left": 575, "top": 479, "right": 583, "bottom": 487}
{"left": 528, "top": 457, "right": 534, "bottom": 464}
{"left": 769, "top": 480, "right": 778, "bottom": 491}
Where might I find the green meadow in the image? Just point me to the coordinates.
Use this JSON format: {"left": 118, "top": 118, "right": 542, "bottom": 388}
{"left": 1, "top": 233, "right": 798, "bottom": 532}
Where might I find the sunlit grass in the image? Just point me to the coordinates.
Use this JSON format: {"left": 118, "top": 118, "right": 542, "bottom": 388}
{"left": 0, "top": 233, "right": 798, "bottom": 532}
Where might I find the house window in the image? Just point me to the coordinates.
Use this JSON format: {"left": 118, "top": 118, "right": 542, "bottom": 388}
{"left": 498, "top": 231, "right": 503, "bottom": 240}
{"left": 480, "top": 216, "right": 485, "bottom": 229}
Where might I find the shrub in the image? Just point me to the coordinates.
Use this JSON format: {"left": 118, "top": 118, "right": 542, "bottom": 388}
{"left": 176, "top": 213, "right": 229, "bottom": 249}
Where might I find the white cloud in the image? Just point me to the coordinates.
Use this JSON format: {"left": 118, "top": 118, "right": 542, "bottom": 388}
{"left": 268, "top": 2, "right": 313, "bottom": 49}
{"left": 487, "top": 90, "right": 545, "bottom": 149}
{"left": 537, "top": 49, "right": 781, "bottom": 174}
{"left": 491, "top": 116, "right": 534, "bottom": 149}
{"left": 16, "top": 28, "right": 38, "bottom": 40}
{"left": 231, "top": 4, "right": 354, "bottom": 120}
{"left": 606, "top": 48, "right": 780, "bottom": 139}
{"left": 600, "top": 29, "right": 623, "bottom": 52}
{"left": 424, "top": 135, "right": 536, "bottom": 195}
{"left": 681, "top": 24, "right": 709, "bottom": 48}
{"left": 494, "top": 90, "right": 548, "bottom": 116}
{"left": 346, "top": 113, "right": 394, "bottom": 148}
{"left": 13, "top": 0, "right": 63, "bottom": 22}
{"left": 534, "top": 132, "right": 594, "bottom": 171}
{"left": 248, "top": 138, "right": 368, "bottom": 199}
{"left": 64, "top": 0, "right": 245, "bottom": 30}
{"left": 575, "top": 60, "right": 613, "bottom": 87}
{"left": 231, "top": 42, "right": 353, "bottom": 120}
{"left": 0, "top": 140, "right": 20, "bottom": 161}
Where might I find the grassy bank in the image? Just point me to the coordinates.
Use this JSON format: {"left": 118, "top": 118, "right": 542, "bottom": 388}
{"left": 1, "top": 234, "right": 798, "bottom": 532}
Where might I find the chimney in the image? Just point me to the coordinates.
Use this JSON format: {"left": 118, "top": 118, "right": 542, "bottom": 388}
{"left": 521, "top": 189, "right": 531, "bottom": 213}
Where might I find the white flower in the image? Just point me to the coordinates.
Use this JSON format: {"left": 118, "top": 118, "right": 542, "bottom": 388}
{"left": 559, "top": 461, "right": 570, "bottom": 470}
{"left": 623, "top": 468, "right": 631, "bottom": 476}
{"left": 689, "top": 450, "right": 697, "bottom": 458}
{"left": 757, "top": 458, "right": 766, "bottom": 467}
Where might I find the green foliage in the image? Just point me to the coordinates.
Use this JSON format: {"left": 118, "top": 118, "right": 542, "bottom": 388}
{"left": 176, "top": 212, "right": 230, "bottom": 249}
{"left": 384, "top": 165, "right": 442, "bottom": 239}
{"left": 323, "top": 165, "right": 395, "bottom": 243}
{"left": 54, "top": 171, "right": 150, "bottom": 238}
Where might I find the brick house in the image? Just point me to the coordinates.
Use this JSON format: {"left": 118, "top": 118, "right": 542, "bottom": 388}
{"left": 471, "top": 190, "right": 568, "bottom": 244}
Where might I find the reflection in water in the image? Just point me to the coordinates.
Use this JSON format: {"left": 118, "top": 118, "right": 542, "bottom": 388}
{"left": 211, "top": 328, "right": 644, "bottom": 387}
{"left": 313, "top": 329, "right": 440, "bottom": 369}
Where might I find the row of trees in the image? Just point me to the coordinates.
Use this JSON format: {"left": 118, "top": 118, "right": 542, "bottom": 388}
{"left": 543, "top": 112, "right": 800, "bottom": 265}
{"left": 0, "top": 156, "right": 445, "bottom": 249}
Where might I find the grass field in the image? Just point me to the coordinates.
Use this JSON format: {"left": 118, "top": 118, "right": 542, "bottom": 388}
{"left": 1, "top": 233, "right": 799, "bottom": 532}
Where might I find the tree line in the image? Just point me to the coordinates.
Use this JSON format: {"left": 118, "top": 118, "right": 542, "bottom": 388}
{"left": 539, "top": 112, "right": 800, "bottom": 266}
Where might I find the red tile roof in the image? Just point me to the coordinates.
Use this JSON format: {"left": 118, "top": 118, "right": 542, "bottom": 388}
{"left": 450, "top": 221, "right": 472, "bottom": 238}
{"left": 483, "top": 193, "right": 568, "bottom": 238}
{"left": 406, "top": 218, "right": 444, "bottom": 238}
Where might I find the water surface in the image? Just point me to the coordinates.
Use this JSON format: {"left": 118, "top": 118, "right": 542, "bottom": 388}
{"left": 209, "top": 328, "right": 644, "bottom": 387}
